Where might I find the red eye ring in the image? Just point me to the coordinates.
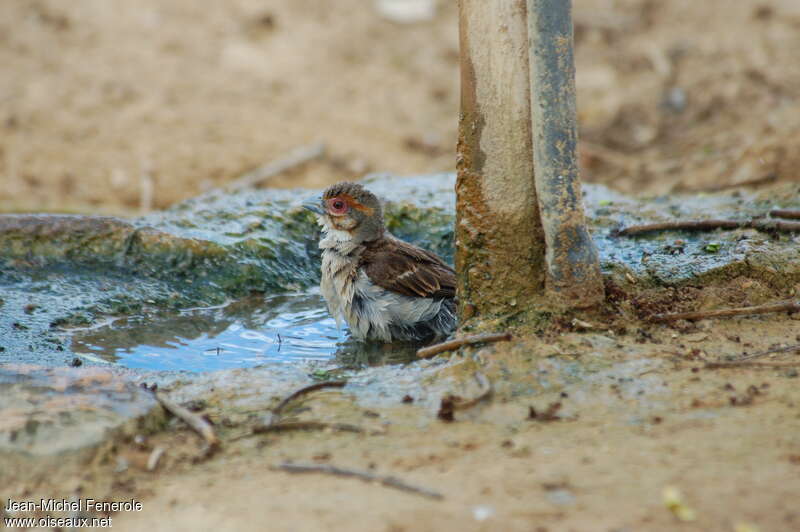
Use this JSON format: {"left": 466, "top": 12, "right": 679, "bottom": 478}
{"left": 329, "top": 198, "right": 348, "bottom": 214}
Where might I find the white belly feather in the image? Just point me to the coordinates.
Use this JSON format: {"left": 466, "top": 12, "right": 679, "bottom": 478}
{"left": 347, "top": 271, "right": 445, "bottom": 341}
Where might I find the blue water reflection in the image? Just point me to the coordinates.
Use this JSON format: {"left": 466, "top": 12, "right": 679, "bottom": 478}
{"left": 70, "top": 292, "right": 345, "bottom": 372}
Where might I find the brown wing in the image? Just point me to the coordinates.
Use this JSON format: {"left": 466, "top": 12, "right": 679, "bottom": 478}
{"left": 361, "top": 236, "right": 455, "bottom": 299}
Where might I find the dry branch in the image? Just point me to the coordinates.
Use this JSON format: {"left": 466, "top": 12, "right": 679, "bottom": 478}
{"left": 270, "top": 463, "right": 444, "bottom": 500}
{"left": 705, "top": 360, "right": 800, "bottom": 369}
{"left": 417, "top": 332, "right": 512, "bottom": 359}
{"left": 270, "top": 381, "right": 347, "bottom": 422}
{"left": 704, "top": 343, "right": 800, "bottom": 369}
{"left": 770, "top": 209, "right": 800, "bottom": 220}
{"left": 250, "top": 380, "right": 354, "bottom": 436}
{"left": 154, "top": 391, "right": 219, "bottom": 450}
{"left": 652, "top": 301, "right": 800, "bottom": 323}
{"left": 616, "top": 218, "right": 800, "bottom": 237}
{"left": 616, "top": 220, "right": 743, "bottom": 236}
{"left": 740, "top": 343, "right": 800, "bottom": 361}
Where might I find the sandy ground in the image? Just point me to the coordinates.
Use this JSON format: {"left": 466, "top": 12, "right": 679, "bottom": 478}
{"left": 0, "top": 0, "right": 460, "bottom": 214}
{"left": 2, "top": 0, "right": 800, "bottom": 214}
{"left": 3, "top": 0, "right": 800, "bottom": 531}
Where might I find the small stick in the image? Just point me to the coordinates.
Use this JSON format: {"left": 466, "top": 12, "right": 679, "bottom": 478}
{"left": 652, "top": 300, "right": 800, "bottom": 322}
{"left": 705, "top": 360, "right": 800, "bottom": 369}
{"left": 252, "top": 421, "right": 363, "bottom": 435}
{"left": 616, "top": 218, "right": 800, "bottom": 237}
{"left": 770, "top": 209, "right": 800, "bottom": 220}
{"left": 704, "top": 343, "right": 800, "bottom": 369}
{"left": 752, "top": 219, "right": 800, "bottom": 232}
{"left": 154, "top": 391, "right": 219, "bottom": 449}
{"left": 268, "top": 381, "right": 347, "bottom": 425}
{"left": 417, "top": 332, "right": 512, "bottom": 359}
{"left": 270, "top": 463, "right": 444, "bottom": 500}
{"left": 615, "top": 220, "right": 743, "bottom": 237}
{"left": 227, "top": 143, "right": 325, "bottom": 191}
{"left": 740, "top": 343, "right": 800, "bottom": 361}
{"left": 147, "top": 446, "right": 166, "bottom": 472}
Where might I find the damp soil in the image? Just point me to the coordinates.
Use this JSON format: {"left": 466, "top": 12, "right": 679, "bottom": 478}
{"left": 3, "top": 1, "right": 800, "bottom": 531}
{"left": 7, "top": 318, "right": 800, "bottom": 532}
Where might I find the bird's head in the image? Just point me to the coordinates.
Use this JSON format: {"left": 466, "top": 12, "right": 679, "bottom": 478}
{"left": 304, "top": 182, "right": 384, "bottom": 243}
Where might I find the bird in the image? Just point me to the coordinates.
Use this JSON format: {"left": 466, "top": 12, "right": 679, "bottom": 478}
{"left": 303, "top": 181, "right": 456, "bottom": 343}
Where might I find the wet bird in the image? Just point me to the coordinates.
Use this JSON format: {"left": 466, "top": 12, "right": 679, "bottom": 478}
{"left": 304, "top": 182, "right": 456, "bottom": 343}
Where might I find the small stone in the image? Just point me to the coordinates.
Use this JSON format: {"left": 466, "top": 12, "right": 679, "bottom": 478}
{"left": 375, "top": 0, "right": 436, "bottom": 23}
{"left": 115, "top": 457, "right": 129, "bottom": 473}
{"left": 472, "top": 504, "right": 495, "bottom": 521}
{"left": 662, "top": 87, "right": 687, "bottom": 113}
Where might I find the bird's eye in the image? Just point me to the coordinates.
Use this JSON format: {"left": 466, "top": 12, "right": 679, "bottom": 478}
{"left": 329, "top": 198, "right": 347, "bottom": 213}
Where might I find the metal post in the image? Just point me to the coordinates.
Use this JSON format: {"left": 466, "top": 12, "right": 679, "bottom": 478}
{"left": 527, "top": 0, "right": 604, "bottom": 308}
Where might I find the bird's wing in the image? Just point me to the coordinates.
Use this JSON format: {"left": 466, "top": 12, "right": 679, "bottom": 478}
{"left": 361, "top": 237, "right": 456, "bottom": 300}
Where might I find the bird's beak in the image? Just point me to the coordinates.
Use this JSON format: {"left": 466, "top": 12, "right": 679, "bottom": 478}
{"left": 302, "top": 197, "right": 325, "bottom": 215}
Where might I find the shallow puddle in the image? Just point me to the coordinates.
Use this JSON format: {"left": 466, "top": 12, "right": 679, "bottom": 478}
{"left": 69, "top": 292, "right": 345, "bottom": 371}
{"left": 68, "top": 291, "right": 421, "bottom": 372}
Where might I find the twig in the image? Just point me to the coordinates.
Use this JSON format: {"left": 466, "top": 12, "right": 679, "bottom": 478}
{"left": 227, "top": 143, "right": 325, "bottom": 191}
{"left": 146, "top": 446, "right": 166, "bottom": 472}
{"left": 417, "top": 332, "right": 512, "bottom": 359}
{"left": 705, "top": 360, "right": 800, "bottom": 369}
{"left": 252, "top": 421, "right": 363, "bottom": 434}
{"left": 740, "top": 343, "right": 800, "bottom": 361}
{"left": 248, "top": 381, "right": 353, "bottom": 437}
{"left": 752, "top": 219, "right": 800, "bottom": 232}
{"left": 652, "top": 300, "right": 800, "bottom": 322}
{"left": 266, "top": 380, "right": 347, "bottom": 425}
{"left": 703, "top": 343, "right": 800, "bottom": 369}
{"left": 154, "top": 391, "right": 219, "bottom": 450}
{"left": 437, "top": 372, "right": 493, "bottom": 422}
{"left": 270, "top": 463, "right": 444, "bottom": 500}
{"left": 770, "top": 209, "right": 800, "bottom": 220}
{"left": 616, "top": 218, "right": 800, "bottom": 237}
{"left": 615, "top": 220, "right": 743, "bottom": 237}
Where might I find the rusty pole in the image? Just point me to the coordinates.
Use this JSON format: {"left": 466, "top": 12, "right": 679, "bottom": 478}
{"left": 527, "top": 0, "right": 604, "bottom": 307}
{"left": 455, "top": 0, "right": 546, "bottom": 322}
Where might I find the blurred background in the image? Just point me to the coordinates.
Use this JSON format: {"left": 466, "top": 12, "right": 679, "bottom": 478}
{"left": 1, "top": 0, "right": 799, "bottom": 215}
